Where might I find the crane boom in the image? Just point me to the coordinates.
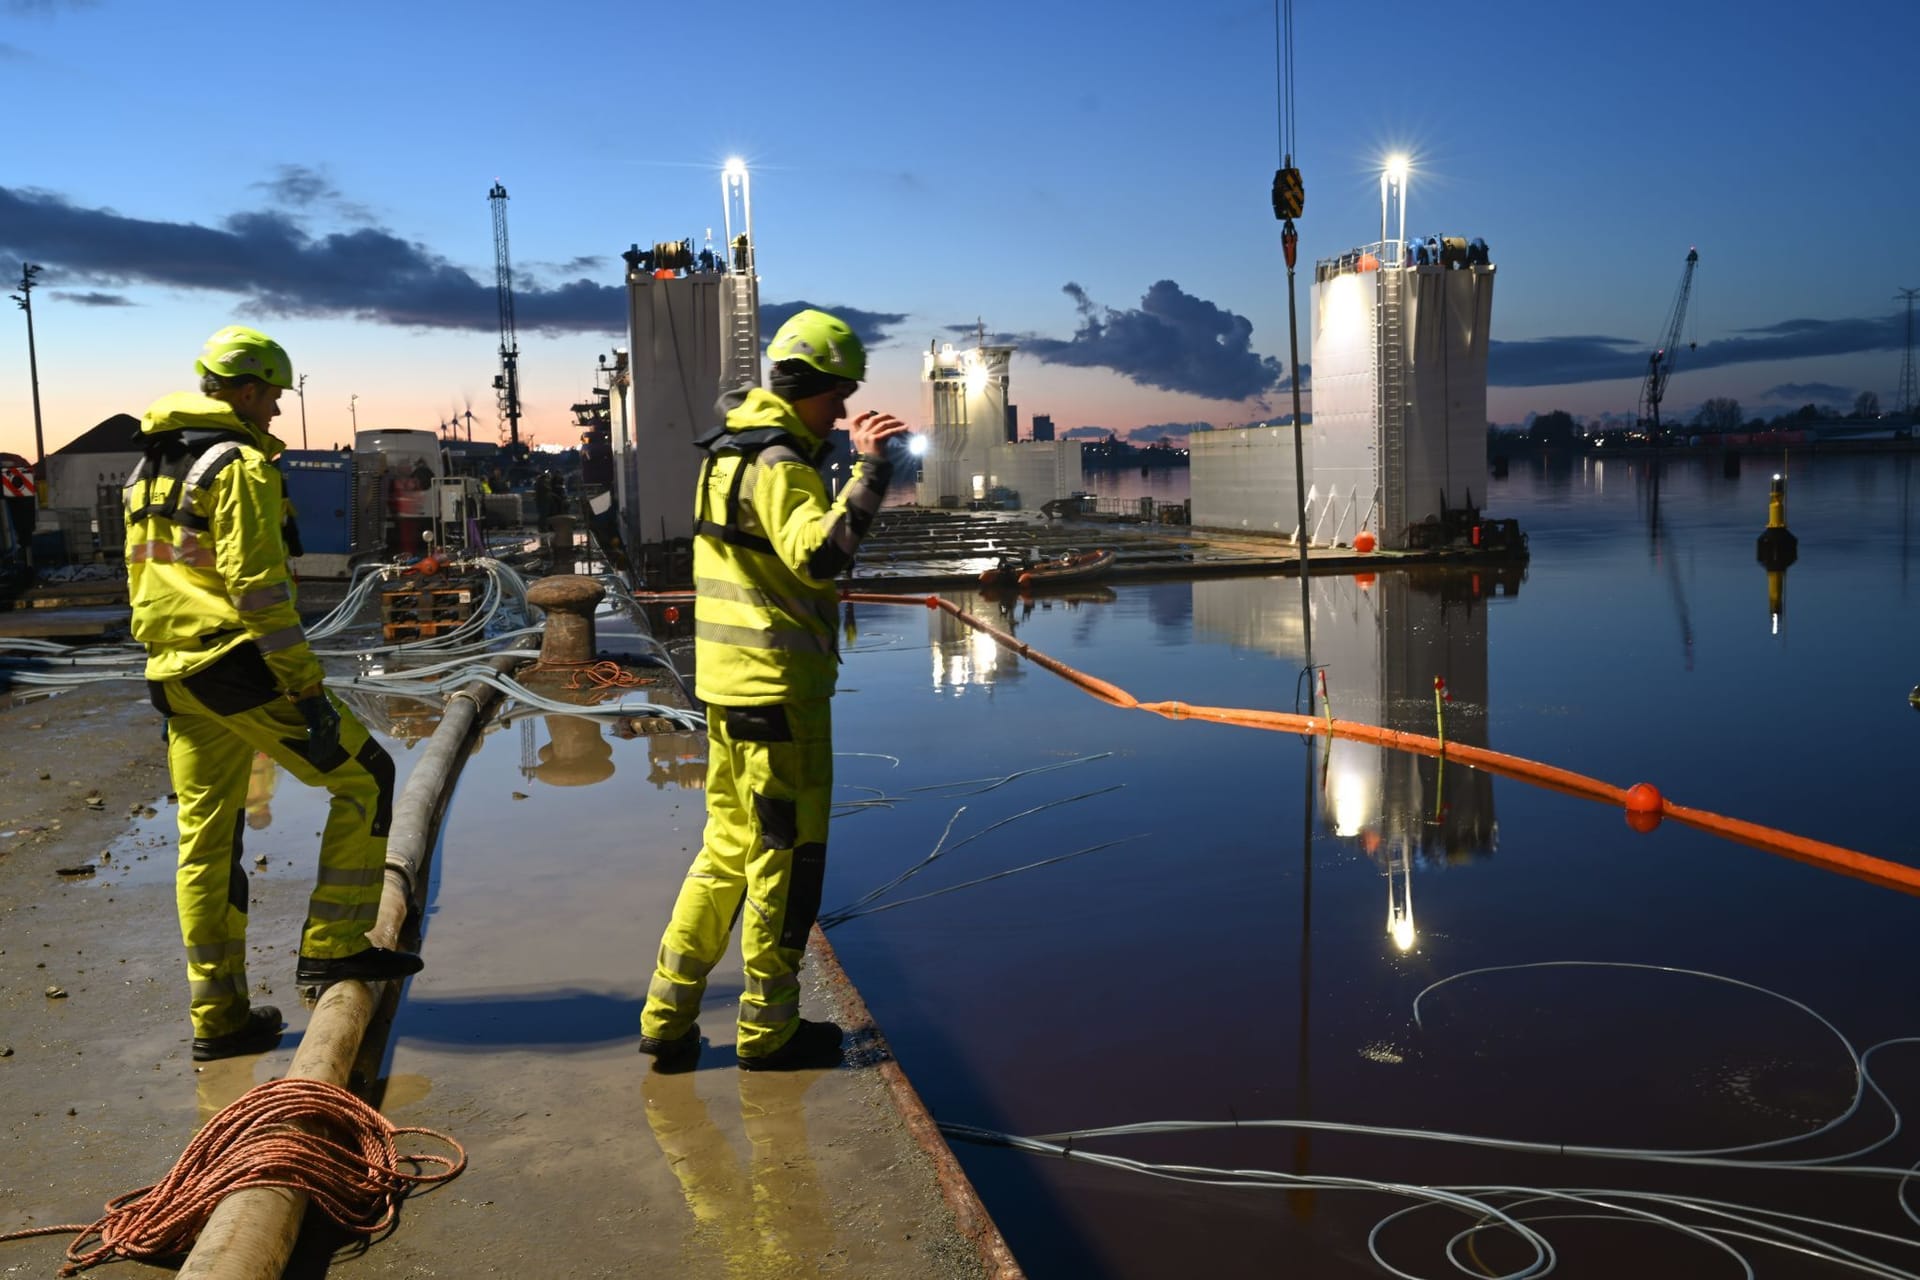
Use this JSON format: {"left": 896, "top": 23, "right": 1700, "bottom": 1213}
{"left": 488, "top": 181, "right": 522, "bottom": 447}
{"left": 1637, "top": 247, "right": 1699, "bottom": 440}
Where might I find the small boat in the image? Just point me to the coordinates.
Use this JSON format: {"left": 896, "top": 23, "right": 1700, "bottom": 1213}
{"left": 1015, "top": 548, "right": 1115, "bottom": 588}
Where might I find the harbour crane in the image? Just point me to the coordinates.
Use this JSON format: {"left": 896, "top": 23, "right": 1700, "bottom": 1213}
{"left": 1637, "top": 247, "right": 1699, "bottom": 442}
{"left": 488, "top": 182, "right": 522, "bottom": 447}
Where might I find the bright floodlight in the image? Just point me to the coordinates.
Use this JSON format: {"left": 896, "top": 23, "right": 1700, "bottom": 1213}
{"left": 723, "top": 156, "right": 747, "bottom": 180}
{"left": 907, "top": 435, "right": 928, "bottom": 456}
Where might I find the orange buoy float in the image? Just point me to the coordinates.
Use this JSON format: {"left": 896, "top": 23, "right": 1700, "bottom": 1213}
{"left": 1354, "top": 530, "right": 1377, "bottom": 553}
{"left": 664, "top": 605, "right": 679, "bottom": 624}
{"left": 1624, "top": 782, "right": 1664, "bottom": 833}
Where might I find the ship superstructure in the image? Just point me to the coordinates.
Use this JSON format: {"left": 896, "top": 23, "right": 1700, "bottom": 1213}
{"left": 920, "top": 327, "right": 1083, "bottom": 509}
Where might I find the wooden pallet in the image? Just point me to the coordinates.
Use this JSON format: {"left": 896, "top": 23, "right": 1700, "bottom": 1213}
{"left": 381, "top": 617, "right": 471, "bottom": 642}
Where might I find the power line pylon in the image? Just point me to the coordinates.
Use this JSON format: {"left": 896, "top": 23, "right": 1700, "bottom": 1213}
{"left": 488, "top": 182, "right": 522, "bottom": 448}
{"left": 1897, "top": 287, "right": 1920, "bottom": 419}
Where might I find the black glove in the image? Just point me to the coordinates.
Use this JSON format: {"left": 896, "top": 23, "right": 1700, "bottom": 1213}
{"left": 295, "top": 692, "right": 340, "bottom": 761}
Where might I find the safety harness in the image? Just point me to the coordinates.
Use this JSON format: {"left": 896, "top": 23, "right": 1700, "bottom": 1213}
{"left": 691, "top": 423, "right": 825, "bottom": 554}
{"left": 124, "top": 430, "right": 302, "bottom": 554}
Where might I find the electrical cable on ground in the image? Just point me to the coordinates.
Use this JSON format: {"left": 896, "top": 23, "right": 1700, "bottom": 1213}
{"left": 0, "top": 1078, "right": 464, "bottom": 1276}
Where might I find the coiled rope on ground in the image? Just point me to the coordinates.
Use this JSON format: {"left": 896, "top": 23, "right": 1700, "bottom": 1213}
{"left": 0, "top": 1078, "right": 464, "bottom": 1276}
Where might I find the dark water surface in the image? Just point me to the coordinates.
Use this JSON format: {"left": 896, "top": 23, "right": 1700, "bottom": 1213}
{"left": 815, "top": 452, "right": 1920, "bottom": 1277}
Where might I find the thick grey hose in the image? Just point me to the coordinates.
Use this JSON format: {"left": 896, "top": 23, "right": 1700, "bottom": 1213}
{"left": 176, "top": 655, "right": 517, "bottom": 1280}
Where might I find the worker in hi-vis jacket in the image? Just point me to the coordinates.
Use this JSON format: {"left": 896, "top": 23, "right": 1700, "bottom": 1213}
{"left": 125, "top": 325, "right": 423, "bottom": 1062}
{"left": 638, "top": 309, "right": 907, "bottom": 1072}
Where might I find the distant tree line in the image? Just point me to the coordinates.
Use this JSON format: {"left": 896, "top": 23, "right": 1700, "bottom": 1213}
{"left": 1078, "top": 433, "right": 1190, "bottom": 470}
{"left": 1504, "top": 391, "right": 1895, "bottom": 450}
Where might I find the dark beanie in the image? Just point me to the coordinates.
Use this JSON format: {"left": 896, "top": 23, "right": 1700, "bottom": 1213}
{"left": 770, "top": 359, "right": 849, "bottom": 405}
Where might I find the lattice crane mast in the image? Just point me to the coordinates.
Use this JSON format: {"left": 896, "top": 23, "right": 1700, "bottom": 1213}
{"left": 1637, "top": 247, "right": 1699, "bottom": 441}
{"left": 488, "top": 181, "right": 522, "bottom": 447}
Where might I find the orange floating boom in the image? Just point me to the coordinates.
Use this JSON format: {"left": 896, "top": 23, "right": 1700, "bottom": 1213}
{"left": 839, "top": 590, "right": 1920, "bottom": 899}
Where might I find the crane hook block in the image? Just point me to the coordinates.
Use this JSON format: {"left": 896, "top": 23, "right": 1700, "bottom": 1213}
{"left": 1272, "top": 167, "right": 1304, "bottom": 221}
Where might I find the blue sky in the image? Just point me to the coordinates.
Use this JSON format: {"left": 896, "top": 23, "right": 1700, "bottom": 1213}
{"left": 2, "top": 0, "right": 1914, "bottom": 461}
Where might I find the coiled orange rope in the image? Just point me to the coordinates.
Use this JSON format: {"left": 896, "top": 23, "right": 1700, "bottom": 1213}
{"left": 840, "top": 590, "right": 1920, "bottom": 899}
{"left": 0, "top": 1078, "right": 465, "bottom": 1275}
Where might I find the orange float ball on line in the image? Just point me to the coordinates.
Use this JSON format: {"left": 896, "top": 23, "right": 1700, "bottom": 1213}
{"left": 1354, "top": 530, "right": 1377, "bottom": 553}
{"left": 664, "top": 606, "right": 680, "bottom": 624}
{"left": 1623, "top": 782, "right": 1664, "bottom": 833}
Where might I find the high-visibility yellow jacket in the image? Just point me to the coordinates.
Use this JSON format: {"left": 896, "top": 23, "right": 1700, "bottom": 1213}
{"left": 692, "top": 387, "right": 892, "bottom": 707}
{"left": 123, "top": 392, "right": 323, "bottom": 694}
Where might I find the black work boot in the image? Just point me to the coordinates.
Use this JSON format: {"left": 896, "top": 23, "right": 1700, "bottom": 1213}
{"left": 296, "top": 946, "right": 424, "bottom": 988}
{"left": 192, "top": 1005, "right": 284, "bottom": 1062}
{"left": 737, "top": 1019, "right": 845, "bottom": 1072}
{"left": 638, "top": 1024, "right": 702, "bottom": 1073}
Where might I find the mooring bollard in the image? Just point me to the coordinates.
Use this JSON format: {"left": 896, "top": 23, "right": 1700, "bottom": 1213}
{"left": 525, "top": 573, "right": 605, "bottom": 665}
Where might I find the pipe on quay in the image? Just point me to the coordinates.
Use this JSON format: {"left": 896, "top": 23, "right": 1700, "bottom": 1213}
{"left": 176, "top": 657, "right": 515, "bottom": 1280}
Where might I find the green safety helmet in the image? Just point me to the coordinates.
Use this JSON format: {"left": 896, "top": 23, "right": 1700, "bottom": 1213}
{"left": 195, "top": 325, "right": 295, "bottom": 390}
{"left": 766, "top": 309, "right": 865, "bottom": 381}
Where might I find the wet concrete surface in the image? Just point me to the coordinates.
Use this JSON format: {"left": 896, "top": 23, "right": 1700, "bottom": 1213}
{"left": 0, "top": 675, "right": 989, "bottom": 1278}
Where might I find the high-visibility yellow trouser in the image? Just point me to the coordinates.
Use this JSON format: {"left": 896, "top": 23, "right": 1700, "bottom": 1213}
{"left": 151, "top": 653, "right": 394, "bottom": 1039}
{"left": 642, "top": 699, "right": 831, "bottom": 1058}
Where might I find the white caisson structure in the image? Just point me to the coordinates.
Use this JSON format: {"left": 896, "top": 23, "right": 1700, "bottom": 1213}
{"left": 1192, "top": 163, "right": 1495, "bottom": 549}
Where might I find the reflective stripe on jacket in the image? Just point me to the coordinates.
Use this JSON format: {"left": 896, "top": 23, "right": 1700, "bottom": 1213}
{"left": 692, "top": 387, "right": 891, "bottom": 706}
{"left": 124, "top": 391, "right": 322, "bottom": 693}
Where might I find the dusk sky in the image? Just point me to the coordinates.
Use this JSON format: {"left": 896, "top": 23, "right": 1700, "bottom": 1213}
{"left": 2, "top": 0, "right": 1914, "bottom": 462}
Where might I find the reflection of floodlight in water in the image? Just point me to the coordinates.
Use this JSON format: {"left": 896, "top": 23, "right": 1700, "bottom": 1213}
{"left": 1387, "top": 840, "right": 1415, "bottom": 952}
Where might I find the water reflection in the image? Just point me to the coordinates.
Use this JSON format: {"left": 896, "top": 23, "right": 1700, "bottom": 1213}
{"left": 527, "top": 713, "right": 615, "bottom": 786}
{"left": 244, "top": 750, "right": 278, "bottom": 830}
{"left": 642, "top": 1068, "right": 833, "bottom": 1275}
{"left": 610, "top": 722, "right": 706, "bottom": 790}
{"left": 1197, "top": 569, "right": 1504, "bottom": 953}
{"left": 925, "top": 587, "right": 1123, "bottom": 692}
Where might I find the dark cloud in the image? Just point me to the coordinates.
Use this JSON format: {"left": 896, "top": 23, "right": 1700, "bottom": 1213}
{"left": 1062, "top": 426, "right": 1114, "bottom": 439}
{"left": 1130, "top": 422, "right": 1210, "bottom": 442}
{"left": 254, "top": 166, "right": 334, "bottom": 207}
{"left": 1024, "top": 280, "right": 1286, "bottom": 401}
{"left": 252, "top": 165, "right": 376, "bottom": 226}
{"left": 1759, "top": 381, "right": 1854, "bottom": 405}
{"left": 52, "top": 291, "right": 132, "bottom": 307}
{"left": 1491, "top": 314, "right": 1903, "bottom": 387}
{"left": 0, "top": 184, "right": 911, "bottom": 348}
{"left": 758, "top": 300, "right": 909, "bottom": 353}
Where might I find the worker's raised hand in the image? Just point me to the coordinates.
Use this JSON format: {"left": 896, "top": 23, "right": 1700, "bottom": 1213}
{"left": 848, "top": 411, "right": 910, "bottom": 458}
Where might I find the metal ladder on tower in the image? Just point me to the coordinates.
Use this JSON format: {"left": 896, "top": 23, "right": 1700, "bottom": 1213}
{"left": 1377, "top": 265, "right": 1407, "bottom": 545}
{"left": 721, "top": 272, "right": 761, "bottom": 391}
